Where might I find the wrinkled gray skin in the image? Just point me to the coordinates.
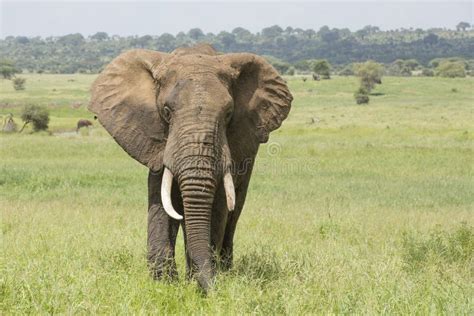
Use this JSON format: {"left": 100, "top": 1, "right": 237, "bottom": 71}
{"left": 89, "top": 44, "right": 292, "bottom": 292}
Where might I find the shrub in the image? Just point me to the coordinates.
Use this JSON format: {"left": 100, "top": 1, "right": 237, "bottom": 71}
{"left": 0, "top": 59, "right": 20, "bottom": 79}
{"left": 286, "top": 67, "right": 295, "bottom": 76}
{"left": 339, "top": 64, "right": 354, "bottom": 76}
{"left": 13, "top": 77, "right": 26, "bottom": 90}
{"left": 421, "top": 68, "right": 434, "bottom": 77}
{"left": 354, "top": 60, "right": 384, "bottom": 91}
{"left": 312, "top": 59, "right": 331, "bottom": 79}
{"left": 429, "top": 57, "right": 467, "bottom": 69}
{"left": 293, "top": 60, "right": 311, "bottom": 72}
{"left": 353, "top": 61, "right": 383, "bottom": 104}
{"left": 354, "top": 87, "right": 370, "bottom": 104}
{"left": 436, "top": 61, "right": 466, "bottom": 78}
{"left": 388, "top": 59, "right": 419, "bottom": 76}
{"left": 20, "top": 105, "right": 50, "bottom": 132}
{"left": 264, "top": 55, "right": 291, "bottom": 75}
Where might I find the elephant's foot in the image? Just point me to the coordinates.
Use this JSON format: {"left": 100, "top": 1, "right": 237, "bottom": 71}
{"left": 147, "top": 196, "right": 180, "bottom": 281}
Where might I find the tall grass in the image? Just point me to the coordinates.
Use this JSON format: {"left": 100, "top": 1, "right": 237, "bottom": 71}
{"left": 1, "top": 75, "right": 473, "bottom": 313}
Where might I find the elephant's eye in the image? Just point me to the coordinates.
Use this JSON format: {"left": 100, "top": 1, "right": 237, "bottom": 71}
{"left": 162, "top": 105, "right": 172, "bottom": 123}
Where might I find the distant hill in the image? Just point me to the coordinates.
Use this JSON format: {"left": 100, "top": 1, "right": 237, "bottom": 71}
{"left": 1, "top": 25, "right": 473, "bottom": 74}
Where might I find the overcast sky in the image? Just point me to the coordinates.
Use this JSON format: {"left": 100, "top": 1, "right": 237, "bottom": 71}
{"left": 1, "top": 1, "right": 472, "bottom": 38}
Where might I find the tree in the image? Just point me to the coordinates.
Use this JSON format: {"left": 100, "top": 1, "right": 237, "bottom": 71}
{"left": 429, "top": 57, "right": 467, "bottom": 69}
{"left": 353, "top": 61, "right": 384, "bottom": 91}
{"left": 318, "top": 26, "right": 340, "bottom": 43}
{"left": 58, "top": 33, "right": 84, "bottom": 46}
{"left": 20, "top": 105, "right": 50, "bottom": 132}
{"left": 232, "top": 27, "right": 253, "bottom": 42}
{"left": 421, "top": 68, "right": 434, "bottom": 77}
{"left": 388, "top": 59, "right": 419, "bottom": 76}
{"left": 15, "top": 36, "right": 29, "bottom": 44}
{"left": 90, "top": 32, "right": 109, "bottom": 41}
{"left": 157, "top": 33, "right": 176, "bottom": 51}
{"left": 294, "top": 60, "right": 311, "bottom": 72}
{"left": 286, "top": 67, "right": 295, "bottom": 75}
{"left": 217, "top": 31, "right": 235, "bottom": 49}
{"left": 339, "top": 64, "right": 354, "bottom": 76}
{"left": 264, "top": 55, "right": 290, "bottom": 74}
{"left": 261, "top": 25, "right": 283, "bottom": 39}
{"left": 353, "top": 61, "right": 384, "bottom": 104}
{"left": 1, "top": 25, "right": 474, "bottom": 74}
{"left": 312, "top": 59, "right": 331, "bottom": 79}
{"left": 423, "top": 33, "right": 439, "bottom": 45}
{"left": 435, "top": 61, "right": 466, "bottom": 78}
{"left": 0, "top": 60, "right": 20, "bottom": 79}
{"left": 13, "top": 77, "right": 26, "bottom": 90}
{"left": 188, "top": 28, "right": 205, "bottom": 41}
{"left": 302, "top": 29, "right": 316, "bottom": 39}
{"left": 133, "top": 35, "right": 153, "bottom": 48}
{"left": 363, "top": 25, "right": 380, "bottom": 34}
{"left": 456, "top": 22, "right": 471, "bottom": 31}
{"left": 354, "top": 87, "right": 370, "bottom": 104}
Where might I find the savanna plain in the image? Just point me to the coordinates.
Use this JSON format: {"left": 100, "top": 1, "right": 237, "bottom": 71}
{"left": 1, "top": 74, "right": 473, "bottom": 314}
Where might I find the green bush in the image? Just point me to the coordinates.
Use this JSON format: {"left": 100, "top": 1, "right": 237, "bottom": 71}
{"left": 353, "top": 60, "right": 384, "bottom": 104}
{"left": 0, "top": 59, "right": 20, "bottom": 79}
{"left": 338, "top": 64, "right": 354, "bottom": 76}
{"left": 388, "top": 59, "right": 420, "bottom": 76}
{"left": 13, "top": 77, "right": 26, "bottom": 90}
{"left": 286, "top": 67, "right": 295, "bottom": 76}
{"left": 436, "top": 61, "right": 466, "bottom": 78}
{"left": 293, "top": 60, "right": 311, "bottom": 72}
{"left": 20, "top": 105, "right": 50, "bottom": 132}
{"left": 421, "top": 68, "right": 434, "bottom": 77}
{"left": 264, "top": 55, "right": 291, "bottom": 75}
{"left": 312, "top": 59, "right": 331, "bottom": 79}
{"left": 354, "top": 60, "right": 384, "bottom": 91}
{"left": 429, "top": 57, "right": 467, "bottom": 69}
{"left": 354, "top": 87, "right": 370, "bottom": 104}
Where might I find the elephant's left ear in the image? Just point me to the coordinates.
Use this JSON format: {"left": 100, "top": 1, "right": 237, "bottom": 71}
{"left": 222, "top": 53, "right": 293, "bottom": 143}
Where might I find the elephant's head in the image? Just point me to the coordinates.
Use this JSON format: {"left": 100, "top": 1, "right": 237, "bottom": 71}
{"left": 89, "top": 44, "right": 292, "bottom": 290}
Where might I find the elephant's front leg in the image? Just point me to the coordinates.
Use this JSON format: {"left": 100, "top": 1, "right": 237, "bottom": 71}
{"left": 220, "top": 164, "right": 254, "bottom": 271}
{"left": 147, "top": 170, "right": 180, "bottom": 280}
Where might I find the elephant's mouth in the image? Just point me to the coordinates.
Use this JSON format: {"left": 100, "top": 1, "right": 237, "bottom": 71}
{"left": 160, "top": 167, "right": 235, "bottom": 221}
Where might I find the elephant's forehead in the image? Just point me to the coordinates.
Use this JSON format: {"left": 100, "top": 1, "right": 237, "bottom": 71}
{"left": 167, "top": 55, "right": 230, "bottom": 73}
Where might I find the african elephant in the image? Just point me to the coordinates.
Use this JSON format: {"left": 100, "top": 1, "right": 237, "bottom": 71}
{"left": 88, "top": 44, "right": 292, "bottom": 292}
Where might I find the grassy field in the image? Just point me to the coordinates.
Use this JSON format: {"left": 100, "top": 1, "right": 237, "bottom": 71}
{"left": 1, "top": 74, "right": 473, "bottom": 314}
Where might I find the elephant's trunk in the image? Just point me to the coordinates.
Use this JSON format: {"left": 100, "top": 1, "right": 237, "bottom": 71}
{"left": 160, "top": 110, "right": 236, "bottom": 291}
{"left": 161, "top": 121, "right": 219, "bottom": 291}
{"left": 179, "top": 167, "right": 216, "bottom": 291}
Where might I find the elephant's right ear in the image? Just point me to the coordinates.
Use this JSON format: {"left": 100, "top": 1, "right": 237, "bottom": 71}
{"left": 88, "top": 49, "right": 169, "bottom": 172}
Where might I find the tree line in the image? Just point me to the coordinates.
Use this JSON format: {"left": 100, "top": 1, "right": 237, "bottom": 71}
{"left": 0, "top": 23, "right": 473, "bottom": 74}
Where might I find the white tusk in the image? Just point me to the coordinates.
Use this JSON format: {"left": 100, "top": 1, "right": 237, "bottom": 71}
{"left": 223, "top": 171, "right": 235, "bottom": 212}
{"left": 161, "top": 167, "right": 183, "bottom": 220}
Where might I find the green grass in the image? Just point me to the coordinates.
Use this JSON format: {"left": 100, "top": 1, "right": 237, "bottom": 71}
{"left": 1, "top": 75, "right": 473, "bottom": 314}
